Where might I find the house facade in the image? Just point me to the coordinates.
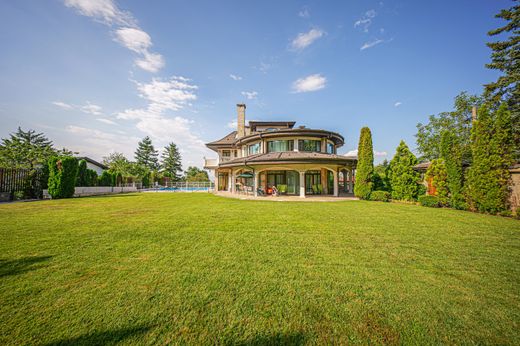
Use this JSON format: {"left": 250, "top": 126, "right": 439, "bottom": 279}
{"left": 204, "top": 104, "right": 357, "bottom": 197}
{"left": 76, "top": 157, "right": 108, "bottom": 176}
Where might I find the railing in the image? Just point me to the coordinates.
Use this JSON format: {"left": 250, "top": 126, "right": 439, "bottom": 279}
{"left": 0, "top": 168, "right": 44, "bottom": 200}
{"left": 204, "top": 158, "right": 219, "bottom": 168}
{"left": 149, "top": 181, "right": 215, "bottom": 192}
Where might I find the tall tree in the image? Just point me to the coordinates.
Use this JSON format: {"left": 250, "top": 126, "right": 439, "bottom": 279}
{"left": 415, "top": 92, "right": 484, "bottom": 161}
{"left": 161, "top": 142, "right": 183, "bottom": 181}
{"left": 134, "top": 136, "right": 159, "bottom": 170}
{"left": 373, "top": 159, "right": 391, "bottom": 192}
{"left": 354, "top": 127, "right": 374, "bottom": 199}
{"left": 484, "top": 1, "right": 519, "bottom": 158}
{"left": 0, "top": 128, "right": 56, "bottom": 169}
{"left": 425, "top": 159, "right": 449, "bottom": 206}
{"left": 466, "top": 104, "right": 514, "bottom": 214}
{"left": 440, "top": 131, "right": 465, "bottom": 209}
{"left": 102, "top": 152, "right": 132, "bottom": 176}
{"left": 389, "top": 140, "right": 420, "bottom": 201}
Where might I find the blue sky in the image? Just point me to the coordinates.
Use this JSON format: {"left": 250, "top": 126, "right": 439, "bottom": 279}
{"left": 0, "top": 0, "right": 509, "bottom": 167}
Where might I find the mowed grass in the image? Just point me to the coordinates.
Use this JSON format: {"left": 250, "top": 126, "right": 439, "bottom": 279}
{"left": 1, "top": 193, "right": 519, "bottom": 345}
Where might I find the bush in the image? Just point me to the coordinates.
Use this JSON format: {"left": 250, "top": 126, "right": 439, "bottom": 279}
{"left": 76, "top": 159, "right": 88, "bottom": 187}
{"left": 98, "top": 171, "right": 113, "bottom": 186}
{"left": 369, "top": 190, "right": 391, "bottom": 202}
{"left": 419, "top": 195, "right": 441, "bottom": 208}
{"left": 47, "top": 156, "right": 78, "bottom": 199}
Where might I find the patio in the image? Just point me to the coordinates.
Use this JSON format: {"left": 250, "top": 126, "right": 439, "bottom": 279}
{"left": 215, "top": 191, "right": 358, "bottom": 202}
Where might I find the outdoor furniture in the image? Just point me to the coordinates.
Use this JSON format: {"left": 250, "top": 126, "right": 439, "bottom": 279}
{"left": 277, "top": 184, "right": 287, "bottom": 195}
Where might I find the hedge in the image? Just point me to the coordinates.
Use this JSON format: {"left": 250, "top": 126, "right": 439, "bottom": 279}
{"left": 369, "top": 190, "right": 391, "bottom": 202}
{"left": 418, "top": 195, "right": 440, "bottom": 208}
{"left": 47, "top": 156, "right": 78, "bottom": 199}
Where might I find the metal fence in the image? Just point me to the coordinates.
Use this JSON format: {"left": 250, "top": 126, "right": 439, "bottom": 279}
{"left": 149, "top": 181, "right": 215, "bottom": 192}
{"left": 0, "top": 168, "right": 44, "bottom": 200}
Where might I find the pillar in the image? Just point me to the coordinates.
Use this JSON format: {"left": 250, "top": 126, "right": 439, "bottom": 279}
{"left": 349, "top": 168, "right": 354, "bottom": 193}
{"left": 227, "top": 172, "right": 232, "bottom": 192}
{"left": 231, "top": 171, "right": 235, "bottom": 193}
{"left": 254, "top": 171, "right": 258, "bottom": 197}
{"left": 299, "top": 171, "right": 305, "bottom": 198}
{"left": 333, "top": 170, "right": 339, "bottom": 197}
{"left": 293, "top": 139, "right": 299, "bottom": 152}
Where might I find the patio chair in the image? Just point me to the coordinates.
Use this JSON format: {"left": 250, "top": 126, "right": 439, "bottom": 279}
{"left": 316, "top": 184, "right": 323, "bottom": 194}
{"left": 277, "top": 184, "right": 287, "bottom": 195}
{"left": 311, "top": 184, "right": 319, "bottom": 195}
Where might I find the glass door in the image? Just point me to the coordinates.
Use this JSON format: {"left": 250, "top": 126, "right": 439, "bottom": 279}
{"left": 286, "top": 171, "right": 299, "bottom": 195}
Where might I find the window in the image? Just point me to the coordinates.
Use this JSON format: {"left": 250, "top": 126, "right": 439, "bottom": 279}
{"left": 298, "top": 139, "right": 321, "bottom": 152}
{"left": 222, "top": 150, "right": 231, "bottom": 157}
{"left": 326, "top": 142, "right": 334, "bottom": 154}
{"left": 248, "top": 143, "right": 261, "bottom": 155}
{"left": 267, "top": 140, "right": 294, "bottom": 153}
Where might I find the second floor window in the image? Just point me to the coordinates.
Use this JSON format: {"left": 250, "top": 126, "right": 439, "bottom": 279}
{"left": 326, "top": 143, "right": 334, "bottom": 154}
{"left": 222, "top": 150, "right": 231, "bottom": 157}
{"left": 248, "top": 143, "right": 261, "bottom": 155}
{"left": 298, "top": 139, "right": 321, "bottom": 152}
{"left": 267, "top": 140, "right": 294, "bottom": 153}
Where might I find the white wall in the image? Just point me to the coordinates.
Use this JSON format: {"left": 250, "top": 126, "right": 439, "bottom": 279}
{"left": 86, "top": 162, "right": 105, "bottom": 176}
{"left": 43, "top": 186, "right": 137, "bottom": 199}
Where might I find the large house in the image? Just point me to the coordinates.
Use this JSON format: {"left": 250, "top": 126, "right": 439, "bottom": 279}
{"left": 204, "top": 104, "right": 357, "bottom": 197}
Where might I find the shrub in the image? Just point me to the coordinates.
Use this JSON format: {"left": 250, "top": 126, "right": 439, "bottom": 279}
{"left": 369, "top": 190, "right": 391, "bottom": 202}
{"left": 98, "top": 171, "right": 113, "bottom": 186}
{"left": 425, "top": 159, "right": 450, "bottom": 207}
{"left": 86, "top": 169, "right": 98, "bottom": 186}
{"left": 389, "top": 140, "right": 420, "bottom": 201}
{"left": 417, "top": 184, "right": 427, "bottom": 197}
{"left": 76, "top": 159, "right": 88, "bottom": 186}
{"left": 47, "top": 156, "right": 78, "bottom": 199}
{"left": 419, "top": 195, "right": 441, "bottom": 208}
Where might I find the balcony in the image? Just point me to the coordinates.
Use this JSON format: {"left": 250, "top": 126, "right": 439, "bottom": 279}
{"left": 203, "top": 158, "right": 219, "bottom": 169}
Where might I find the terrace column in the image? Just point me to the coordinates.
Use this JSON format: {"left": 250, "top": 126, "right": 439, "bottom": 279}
{"left": 349, "top": 168, "right": 354, "bottom": 193}
{"left": 231, "top": 172, "right": 236, "bottom": 193}
{"left": 333, "top": 170, "right": 339, "bottom": 197}
{"left": 253, "top": 171, "right": 258, "bottom": 197}
{"left": 227, "top": 172, "right": 232, "bottom": 192}
{"left": 299, "top": 171, "right": 305, "bottom": 198}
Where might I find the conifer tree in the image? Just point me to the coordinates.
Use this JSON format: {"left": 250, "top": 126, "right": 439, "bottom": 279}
{"left": 134, "top": 136, "right": 159, "bottom": 170}
{"left": 161, "top": 142, "right": 183, "bottom": 182}
{"left": 466, "top": 104, "right": 514, "bottom": 213}
{"left": 389, "top": 140, "right": 419, "bottom": 201}
{"left": 440, "top": 131, "right": 465, "bottom": 209}
{"left": 484, "top": 2, "right": 519, "bottom": 158}
{"left": 425, "top": 159, "right": 449, "bottom": 206}
{"left": 354, "top": 127, "right": 374, "bottom": 199}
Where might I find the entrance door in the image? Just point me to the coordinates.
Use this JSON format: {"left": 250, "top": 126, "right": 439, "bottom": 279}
{"left": 218, "top": 173, "right": 228, "bottom": 191}
{"left": 305, "top": 171, "right": 321, "bottom": 194}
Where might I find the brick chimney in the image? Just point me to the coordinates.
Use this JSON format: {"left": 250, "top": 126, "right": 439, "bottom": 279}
{"left": 236, "top": 104, "right": 246, "bottom": 138}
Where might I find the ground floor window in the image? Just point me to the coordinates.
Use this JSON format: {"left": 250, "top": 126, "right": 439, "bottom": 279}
{"left": 305, "top": 171, "right": 321, "bottom": 194}
{"left": 263, "top": 170, "right": 299, "bottom": 195}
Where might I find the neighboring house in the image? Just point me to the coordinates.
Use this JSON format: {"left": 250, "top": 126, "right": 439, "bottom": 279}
{"left": 204, "top": 104, "right": 357, "bottom": 197}
{"left": 77, "top": 157, "right": 108, "bottom": 176}
{"left": 413, "top": 161, "right": 520, "bottom": 212}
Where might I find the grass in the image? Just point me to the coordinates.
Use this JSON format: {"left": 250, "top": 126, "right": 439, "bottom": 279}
{"left": 1, "top": 193, "right": 519, "bottom": 345}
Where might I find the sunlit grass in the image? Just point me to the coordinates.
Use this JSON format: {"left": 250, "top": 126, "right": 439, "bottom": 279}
{"left": 1, "top": 193, "right": 519, "bottom": 345}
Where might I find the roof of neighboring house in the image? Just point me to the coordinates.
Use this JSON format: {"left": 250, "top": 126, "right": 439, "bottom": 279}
{"left": 219, "top": 151, "right": 357, "bottom": 167}
{"left": 206, "top": 131, "right": 237, "bottom": 149}
{"left": 77, "top": 157, "right": 108, "bottom": 170}
{"left": 413, "top": 161, "right": 431, "bottom": 172}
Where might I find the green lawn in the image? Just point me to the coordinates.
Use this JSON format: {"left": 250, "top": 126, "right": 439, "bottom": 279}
{"left": 1, "top": 193, "right": 519, "bottom": 345}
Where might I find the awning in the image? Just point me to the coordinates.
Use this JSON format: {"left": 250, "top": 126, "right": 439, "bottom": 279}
{"left": 236, "top": 173, "right": 253, "bottom": 178}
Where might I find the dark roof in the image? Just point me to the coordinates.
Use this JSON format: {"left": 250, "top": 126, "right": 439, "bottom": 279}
{"left": 413, "top": 161, "right": 431, "bottom": 172}
{"left": 206, "top": 131, "right": 237, "bottom": 148}
{"left": 76, "top": 157, "right": 108, "bottom": 170}
{"left": 249, "top": 121, "right": 296, "bottom": 131}
{"left": 219, "top": 151, "right": 357, "bottom": 167}
{"left": 235, "top": 128, "right": 345, "bottom": 146}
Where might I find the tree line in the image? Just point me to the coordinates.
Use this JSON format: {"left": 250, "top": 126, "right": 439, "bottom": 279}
{"left": 354, "top": 2, "right": 518, "bottom": 215}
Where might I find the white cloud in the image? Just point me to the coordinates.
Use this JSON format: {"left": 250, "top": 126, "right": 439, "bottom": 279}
{"left": 65, "top": 0, "right": 163, "bottom": 73}
{"left": 80, "top": 102, "right": 102, "bottom": 115}
{"left": 394, "top": 101, "right": 402, "bottom": 107}
{"left": 227, "top": 120, "right": 237, "bottom": 129}
{"left": 291, "top": 74, "right": 326, "bottom": 93}
{"left": 298, "top": 6, "right": 310, "bottom": 18}
{"left": 229, "top": 74, "right": 242, "bottom": 81}
{"left": 344, "top": 149, "right": 387, "bottom": 157}
{"left": 345, "top": 149, "right": 358, "bottom": 157}
{"left": 96, "top": 118, "right": 116, "bottom": 125}
{"left": 354, "top": 9, "right": 376, "bottom": 32}
{"left": 360, "top": 38, "right": 384, "bottom": 50}
{"left": 290, "top": 28, "right": 325, "bottom": 51}
{"left": 241, "top": 91, "right": 258, "bottom": 100}
{"left": 52, "top": 101, "right": 73, "bottom": 109}
{"left": 64, "top": 0, "right": 135, "bottom": 26}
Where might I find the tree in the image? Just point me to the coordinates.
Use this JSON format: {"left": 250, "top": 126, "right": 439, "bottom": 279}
{"left": 373, "top": 159, "right": 391, "bottom": 192}
{"left": 484, "top": 2, "right": 519, "bottom": 158}
{"left": 76, "top": 160, "right": 88, "bottom": 187}
{"left": 0, "top": 128, "right": 56, "bottom": 169}
{"left": 354, "top": 127, "right": 374, "bottom": 199}
{"left": 415, "top": 92, "right": 484, "bottom": 161}
{"left": 425, "top": 159, "right": 449, "bottom": 206}
{"left": 47, "top": 156, "right": 78, "bottom": 199}
{"left": 440, "top": 131, "right": 465, "bottom": 209}
{"left": 161, "top": 142, "right": 182, "bottom": 181}
{"left": 465, "top": 104, "right": 514, "bottom": 214}
{"left": 103, "top": 152, "right": 132, "bottom": 176}
{"left": 389, "top": 140, "right": 420, "bottom": 201}
{"left": 184, "top": 166, "right": 209, "bottom": 182}
{"left": 135, "top": 136, "right": 159, "bottom": 170}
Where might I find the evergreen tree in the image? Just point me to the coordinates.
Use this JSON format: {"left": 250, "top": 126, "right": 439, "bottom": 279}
{"left": 484, "top": 2, "right": 519, "bottom": 158}
{"left": 134, "top": 136, "right": 159, "bottom": 170}
{"left": 0, "top": 128, "right": 56, "bottom": 169}
{"left": 440, "top": 131, "right": 465, "bottom": 209}
{"left": 425, "top": 159, "right": 449, "bottom": 206}
{"left": 161, "top": 142, "right": 183, "bottom": 181}
{"left": 389, "top": 140, "right": 420, "bottom": 201}
{"left": 76, "top": 159, "right": 88, "bottom": 187}
{"left": 373, "top": 159, "right": 391, "bottom": 192}
{"left": 354, "top": 127, "right": 374, "bottom": 199}
{"left": 466, "top": 104, "right": 514, "bottom": 213}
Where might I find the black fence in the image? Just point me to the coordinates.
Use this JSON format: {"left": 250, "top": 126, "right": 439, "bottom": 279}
{"left": 0, "top": 168, "right": 44, "bottom": 201}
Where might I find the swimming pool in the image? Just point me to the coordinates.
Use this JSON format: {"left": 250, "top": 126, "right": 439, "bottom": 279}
{"left": 159, "top": 187, "right": 211, "bottom": 192}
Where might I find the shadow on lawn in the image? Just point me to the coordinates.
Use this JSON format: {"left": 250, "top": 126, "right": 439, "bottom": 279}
{"left": 42, "top": 325, "right": 151, "bottom": 346}
{"left": 0, "top": 255, "right": 52, "bottom": 278}
{"left": 226, "top": 332, "right": 307, "bottom": 346}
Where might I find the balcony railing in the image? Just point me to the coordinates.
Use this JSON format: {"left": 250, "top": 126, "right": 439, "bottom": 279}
{"left": 204, "top": 158, "right": 219, "bottom": 168}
